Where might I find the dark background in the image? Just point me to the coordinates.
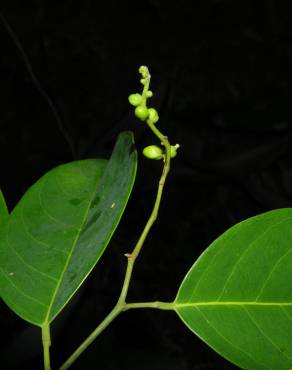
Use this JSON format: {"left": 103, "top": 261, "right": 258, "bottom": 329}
{"left": 1, "top": 1, "right": 292, "bottom": 369}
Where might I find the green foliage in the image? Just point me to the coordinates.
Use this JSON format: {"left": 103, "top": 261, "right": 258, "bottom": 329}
{"left": 1, "top": 64, "right": 291, "bottom": 370}
{"left": 0, "top": 132, "right": 137, "bottom": 326}
{"left": 175, "top": 208, "right": 292, "bottom": 370}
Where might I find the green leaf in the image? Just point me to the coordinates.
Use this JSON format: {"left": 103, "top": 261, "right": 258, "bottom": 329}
{"left": 175, "top": 208, "right": 292, "bottom": 370}
{"left": 0, "top": 189, "right": 9, "bottom": 223}
{"left": 0, "top": 131, "right": 137, "bottom": 326}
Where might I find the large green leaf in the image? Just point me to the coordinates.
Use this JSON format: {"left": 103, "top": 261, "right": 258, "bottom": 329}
{"left": 0, "top": 131, "right": 137, "bottom": 326}
{"left": 0, "top": 189, "right": 8, "bottom": 223}
{"left": 175, "top": 208, "right": 292, "bottom": 370}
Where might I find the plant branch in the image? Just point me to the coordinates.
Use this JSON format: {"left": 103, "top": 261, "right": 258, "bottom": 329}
{"left": 59, "top": 299, "right": 174, "bottom": 370}
{"left": 59, "top": 305, "right": 122, "bottom": 370}
{"left": 59, "top": 66, "right": 173, "bottom": 369}
{"left": 60, "top": 128, "right": 171, "bottom": 369}
{"left": 117, "top": 121, "right": 171, "bottom": 304}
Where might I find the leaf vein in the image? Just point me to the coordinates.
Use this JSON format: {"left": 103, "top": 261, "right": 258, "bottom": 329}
{"left": 175, "top": 302, "right": 292, "bottom": 307}
{"left": 216, "top": 217, "right": 292, "bottom": 301}
{"left": 6, "top": 222, "right": 58, "bottom": 282}
{"left": 243, "top": 306, "right": 292, "bottom": 362}
{"left": 44, "top": 171, "right": 101, "bottom": 322}
{"left": 20, "top": 207, "right": 69, "bottom": 256}
{"left": 255, "top": 247, "right": 292, "bottom": 301}
{"left": 0, "top": 267, "right": 48, "bottom": 308}
{"left": 189, "top": 244, "right": 224, "bottom": 302}
{"left": 195, "top": 306, "right": 268, "bottom": 369}
{"left": 39, "top": 180, "right": 75, "bottom": 227}
{"left": 281, "top": 307, "right": 292, "bottom": 324}
{"left": 55, "top": 174, "right": 77, "bottom": 198}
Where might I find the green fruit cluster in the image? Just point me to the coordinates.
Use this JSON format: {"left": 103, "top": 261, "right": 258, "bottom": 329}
{"left": 129, "top": 66, "right": 180, "bottom": 161}
{"left": 128, "top": 93, "right": 159, "bottom": 123}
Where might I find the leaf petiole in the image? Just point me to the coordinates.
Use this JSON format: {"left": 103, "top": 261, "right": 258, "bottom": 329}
{"left": 42, "top": 323, "right": 51, "bottom": 370}
{"left": 124, "top": 301, "right": 174, "bottom": 311}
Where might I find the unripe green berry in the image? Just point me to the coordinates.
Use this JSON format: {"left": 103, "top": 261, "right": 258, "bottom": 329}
{"left": 146, "top": 90, "right": 153, "bottom": 98}
{"left": 128, "top": 93, "right": 142, "bottom": 106}
{"left": 143, "top": 145, "right": 163, "bottom": 160}
{"left": 135, "top": 105, "right": 149, "bottom": 121}
{"left": 170, "top": 144, "right": 180, "bottom": 158}
{"left": 148, "top": 108, "right": 159, "bottom": 124}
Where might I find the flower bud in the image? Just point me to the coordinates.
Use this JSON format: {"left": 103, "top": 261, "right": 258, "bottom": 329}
{"left": 139, "top": 66, "right": 148, "bottom": 78}
{"left": 148, "top": 108, "right": 159, "bottom": 124}
{"left": 128, "top": 93, "right": 142, "bottom": 106}
{"left": 143, "top": 145, "right": 163, "bottom": 160}
{"left": 170, "top": 144, "right": 180, "bottom": 158}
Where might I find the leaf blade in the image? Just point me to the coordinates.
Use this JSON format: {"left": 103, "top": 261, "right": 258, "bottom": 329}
{"left": 0, "top": 131, "right": 137, "bottom": 326}
{"left": 175, "top": 208, "right": 292, "bottom": 370}
{"left": 47, "top": 131, "right": 137, "bottom": 322}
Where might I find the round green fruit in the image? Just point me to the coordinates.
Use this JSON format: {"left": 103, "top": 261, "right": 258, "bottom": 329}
{"left": 135, "top": 106, "right": 149, "bottom": 121}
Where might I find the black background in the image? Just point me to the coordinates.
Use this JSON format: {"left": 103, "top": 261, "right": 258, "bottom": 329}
{"left": 1, "top": 1, "right": 292, "bottom": 369}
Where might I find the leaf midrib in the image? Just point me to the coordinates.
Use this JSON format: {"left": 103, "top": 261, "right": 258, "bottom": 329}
{"left": 175, "top": 301, "right": 292, "bottom": 307}
{"left": 43, "top": 172, "right": 101, "bottom": 324}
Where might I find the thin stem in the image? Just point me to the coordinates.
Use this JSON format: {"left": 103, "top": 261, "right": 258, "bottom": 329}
{"left": 59, "top": 67, "right": 173, "bottom": 369}
{"left": 60, "top": 305, "right": 122, "bottom": 370}
{"left": 42, "top": 323, "right": 51, "bottom": 370}
{"left": 59, "top": 300, "right": 174, "bottom": 370}
{"left": 60, "top": 130, "right": 172, "bottom": 369}
{"left": 124, "top": 301, "right": 174, "bottom": 311}
{"left": 117, "top": 122, "right": 171, "bottom": 304}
